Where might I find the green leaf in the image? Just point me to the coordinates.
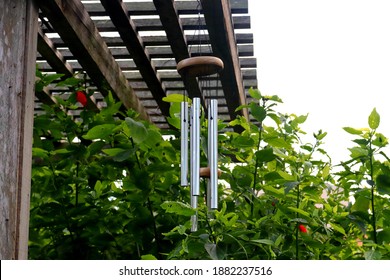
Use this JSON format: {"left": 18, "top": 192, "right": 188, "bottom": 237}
{"left": 250, "top": 239, "right": 274, "bottom": 246}
{"left": 232, "top": 166, "right": 253, "bottom": 188}
{"left": 232, "top": 135, "right": 255, "bottom": 148}
{"left": 162, "top": 94, "right": 191, "bottom": 103}
{"left": 167, "top": 116, "right": 181, "bottom": 129}
{"left": 56, "top": 77, "right": 81, "bottom": 87}
{"left": 83, "top": 124, "right": 116, "bottom": 140}
{"left": 141, "top": 254, "right": 158, "bottom": 260}
{"left": 351, "top": 190, "right": 371, "bottom": 212}
{"left": 262, "top": 184, "right": 284, "bottom": 196}
{"left": 343, "top": 127, "right": 364, "bottom": 135}
{"left": 277, "top": 171, "right": 297, "bottom": 181}
{"left": 364, "top": 249, "right": 382, "bottom": 260}
{"left": 42, "top": 73, "right": 64, "bottom": 85}
{"left": 377, "top": 228, "right": 390, "bottom": 243}
{"left": 255, "top": 148, "right": 276, "bottom": 163}
{"left": 322, "top": 164, "right": 330, "bottom": 179}
{"left": 290, "top": 218, "right": 308, "bottom": 224}
{"left": 263, "top": 95, "right": 283, "bottom": 103}
{"left": 125, "top": 117, "right": 148, "bottom": 144}
{"left": 348, "top": 146, "right": 368, "bottom": 159}
{"left": 88, "top": 141, "right": 105, "bottom": 155}
{"left": 368, "top": 108, "right": 380, "bottom": 129}
{"left": 160, "top": 201, "right": 196, "bottom": 216}
{"left": 329, "top": 222, "right": 346, "bottom": 235}
{"left": 376, "top": 174, "right": 390, "bottom": 195}
{"left": 249, "top": 103, "right": 267, "bottom": 123}
{"left": 32, "top": 148, "right": 49, "bottom": 159}
{"left": 143, "top": 129, "right": 162, "bottom": 148}
{"left": 102, "top": 148, "right": 132, "bottom": 162}
{"left": 287, "top": 207, "right": 310, "bottom": 218}
{"left": 264, "top": 137, "right": 290, "bottom": 149}
{"left": 291, "top": 114, "right": 308, "bottom": 128}
{"left": 248, "top": 88, "right": 262, "bottom": 100}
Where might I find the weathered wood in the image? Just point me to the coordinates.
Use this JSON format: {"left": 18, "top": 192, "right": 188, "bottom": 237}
{"left": 0, "top": 0, "right": 38, "bottom": 259}
{"left": 47, "top": 33, "right": 253, "bottom": 48}
{"left": 35, "top": 88, "right": 57, "bottom": 106}
{"left": 201, "top": 0, "right": 250, "bottom": 125}
{"left": 37, "top": 56, "right": 257, "bottom": 72}
{"left": 83, "top": 0, "right": 248, "bottom": 16}
{"left": 36, "top": 44, "right": 253, "bottom": 62}
{"left": 41, "top": 15, "right": 251, "bottom": 33}
{"left": 37, "top": 0, "right": 151, "bottom": 121}
{"left": 34, "top": 0, "right": 257, "bottom": 129}
{"left": 153, "top": 0, "right": 205, "bottom": 106}
{"left": 37, "top": 28, "right": 100, "bottom": 112}
{"left": 37, "top": 28, "right": 73, "bottom": 78}
{"left": 101, "top": 0, "right": 170, "bottom": 117}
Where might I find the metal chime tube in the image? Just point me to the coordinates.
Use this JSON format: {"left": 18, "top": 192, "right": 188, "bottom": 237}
{"left": 180, "top": 102, "right": 189, "bottom": 186}
{"left": 190, "top": 196, "right": 198, "bottom": 232}
{"left": 208, "top": 99, "right": 218, "bottom": 209}
{"left": 189, "top": 98, "right": 201, "bottom": 231}
{"left": 191, "top": 98, "right": 201, "bottom": 196}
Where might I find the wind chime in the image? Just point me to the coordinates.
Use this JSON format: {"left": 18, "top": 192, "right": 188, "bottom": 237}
{"left": 177, "top": 56, "right": 224, "bottom": 232}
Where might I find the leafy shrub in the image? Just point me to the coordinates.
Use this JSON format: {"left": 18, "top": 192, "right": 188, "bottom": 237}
{"left": 29, "top": 72, "right": 390, "bottom": 259}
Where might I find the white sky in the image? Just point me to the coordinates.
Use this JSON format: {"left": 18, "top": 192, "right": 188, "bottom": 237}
{"left": 248, "top": 0, "right": 390, "bottom": 165}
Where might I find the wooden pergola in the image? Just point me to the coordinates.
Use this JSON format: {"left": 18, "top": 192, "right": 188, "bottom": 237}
{"left": 0, "top": 0, "right": 257, "bottom": 259}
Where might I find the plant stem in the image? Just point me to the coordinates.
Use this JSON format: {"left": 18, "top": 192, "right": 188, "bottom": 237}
{"left": 368, "top": 137, "right": 378, "bottom": 244}
{"left": 296, "top": 184, "right": 300, "bottom": 260}
{"left": 251, "top": 114, "right": 264, "bottom": 217}
{"left": 130, "top": 137, "right": 162, "bottom": 257}
{"left": 75, "top": 161, "right": 79, "bottom": 207}
{"left": 251, "top": 136, "right": 261, "bottom": 217}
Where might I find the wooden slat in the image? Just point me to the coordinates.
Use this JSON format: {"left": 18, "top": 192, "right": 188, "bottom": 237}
{"left": 153, "top": 0, "right": 205, "bottom": 107}
{"left": 35, "top": 0, "right": 257, "bottom": 128}
{"left": 100, "top": 0, "right": 170, "bottom": 117}
{"left": 0, "top": 0, "right": 38, "bottom": 260}
{"left": 37, "top": 0, "right": 151, "bottom": 121}
{"left": 37, "top": 56, "right": 256, "bottom": 72}
{"left": 201, "top": 0, "right": 249, "bottom": 125}
{"left": 47, "top": 33, "right": 253, "bottom": 48}
{"left": 36, "top": 44, "right": 253, "bottom": 62}
{"left": 41, "top": 15, "right": 251, "bottom": 33}
{"left": 37, "top": 28, "right": 73, "bottom": 78}
{"left": 83, "top": 0, "right": 248, "bottom": 16}
{"left": 37, "top": 28, "right": 100, "bottom": 111}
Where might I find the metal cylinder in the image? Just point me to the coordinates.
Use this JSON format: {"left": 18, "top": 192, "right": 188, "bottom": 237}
{"left": 190, "top": 98, "right": 201, "bottom": 196}
{"left": 208, "top": 99, "right": 218, "bottom": 209}
{"left": 180, "top": 102, "right": 189, "bottom": 186}
{"left": 190, "top": 195, "right": 198, "bottom": 232}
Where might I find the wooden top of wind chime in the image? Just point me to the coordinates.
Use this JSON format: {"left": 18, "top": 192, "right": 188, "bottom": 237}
{"left": 177, "top": 56, "right": 224, "bottom": 77}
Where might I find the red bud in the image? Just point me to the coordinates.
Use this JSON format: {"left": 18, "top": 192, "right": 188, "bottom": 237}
{"left": 298, "top": 224, "right": 307, "bottom": 233}
{"left": 76, "top": 90, "right": 88, "bottom": 107}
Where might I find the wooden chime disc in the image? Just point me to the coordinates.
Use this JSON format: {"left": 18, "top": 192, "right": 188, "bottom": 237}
{"left": 177, "top": 56, "right": 224, "bottom": 77}
{"left": 199, "top": 167, "right": 222, "bottom": 178}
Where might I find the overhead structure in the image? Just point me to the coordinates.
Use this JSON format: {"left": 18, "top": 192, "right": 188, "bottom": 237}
{"left": 35, "top": 0, "right": 258, "bottom": 129}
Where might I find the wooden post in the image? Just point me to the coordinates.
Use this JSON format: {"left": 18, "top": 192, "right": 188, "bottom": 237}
{"left": 0, "top": 0, "right": 38, "bottom": 259}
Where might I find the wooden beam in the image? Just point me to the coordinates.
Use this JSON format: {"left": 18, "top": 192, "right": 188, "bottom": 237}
{"left": 83, "top": 0, "right": 248, "bottom": 16}
{"left": 47, "top": 33, "right": 253, "bottom": 48}
{"left": 100, "top": 0, "right": 170, "bottom": 117}
{"left": 201, "top": 0, "right": 249, "bottom": 124}
{"left": 37, "top": 28, "right": 99, "bottom": 112}
{"left": 41, "top": 15, "right": 251, "bottom": 33}
{"left": 37, "top": 28, "right": 73, "bottom": 78}
{"left": 153, "top": 0, "right": 205, "bottom": 107}
{"left": 37, "top": 0, "right": 150, "bottom": 122}
{"left": 0, "top": 0, "right": 38, "bottom": 259}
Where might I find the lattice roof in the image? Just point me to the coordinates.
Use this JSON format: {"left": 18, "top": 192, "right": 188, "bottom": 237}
{"left": 35, "top": 0, "right": 258, "bottom": 129}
